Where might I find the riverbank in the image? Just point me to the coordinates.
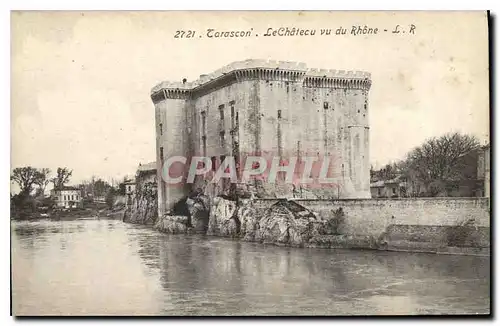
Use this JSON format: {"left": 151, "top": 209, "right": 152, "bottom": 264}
{"left": 151, "top": 196, "right": 490, "bottom": 257}
{"left": 11, "top": 207, "right": 126, "bottom": 221}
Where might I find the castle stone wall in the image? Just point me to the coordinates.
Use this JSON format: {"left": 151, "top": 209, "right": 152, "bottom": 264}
{"left": 294, "top": 197, "right": 490, "bottom": 236}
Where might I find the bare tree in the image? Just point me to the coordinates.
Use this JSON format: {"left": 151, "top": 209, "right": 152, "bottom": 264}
{"left": 11, "top": 167, "right": 44, "bottom": 197}
{"left": 403, "top": 132, "right": 480, "bottom": 196}
{"left": 370, "top": 162, "right": 400, "bottom": 182}
{"left": 34, "top": 168, "right": 51, "bottom": 196}
{"left": 51, "top": 167, "right": 73, "bottom": 189}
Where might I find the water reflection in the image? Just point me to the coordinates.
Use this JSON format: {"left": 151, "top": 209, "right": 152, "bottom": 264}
{"left": 12, "top": 220, "right": 490, "bottom": 316}
{"left": 129, "top": 231, "right": 489, "bottom": 315}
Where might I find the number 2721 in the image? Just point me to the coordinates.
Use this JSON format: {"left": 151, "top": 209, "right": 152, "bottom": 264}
{"left": 174, "top": 30, "right": 196, "bottom": 38}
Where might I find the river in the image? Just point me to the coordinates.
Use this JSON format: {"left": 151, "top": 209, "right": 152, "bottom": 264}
{"left": 11, "top": 219, "right": 490, "bottom": 316}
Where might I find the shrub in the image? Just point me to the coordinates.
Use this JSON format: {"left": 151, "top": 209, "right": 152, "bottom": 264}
{"left": 326, "top": 207, "right": 346, "bottom": 235}
{"left": 446, "top": 218, "right": 475, "bottom": 247}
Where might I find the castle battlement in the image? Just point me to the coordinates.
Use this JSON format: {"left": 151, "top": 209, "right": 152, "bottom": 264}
{"left": 306, "top": 68, "right": 371, "bottom": 79}
{"left": 151, "top": 59, "right": 372, "bottom": 100}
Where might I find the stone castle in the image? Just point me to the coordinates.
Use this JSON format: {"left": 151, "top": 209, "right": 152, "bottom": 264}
{"left": 151, "top": 59, "right": 372, "bottom": 216}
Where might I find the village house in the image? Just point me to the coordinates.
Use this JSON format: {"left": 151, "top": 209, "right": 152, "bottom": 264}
{"left": 51, "top": 186, "right": 83, "bottom": 208}
{"left": 124, "top": 179, "right": 136, "bottom": 196}
{"left": 370, "top": 176, "right": 406, "bottom": 198}
{"left": 136, "top": 162, "right": 157, "bottom": 189}
{"left": 123, "top": 179, "right": 136, "bottom": 205}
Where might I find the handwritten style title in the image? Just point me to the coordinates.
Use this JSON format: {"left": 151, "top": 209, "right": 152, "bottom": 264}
{"left": 173, "top": 24, "right": 416, "bottom": 39}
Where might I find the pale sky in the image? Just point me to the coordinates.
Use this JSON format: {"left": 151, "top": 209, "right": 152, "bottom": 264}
{"left": 11, "top": 11, "right": 490, "bottom": 185}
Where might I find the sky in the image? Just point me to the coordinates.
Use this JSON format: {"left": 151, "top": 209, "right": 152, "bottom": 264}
{"left": 11, "top": 11, "right": 490, "bottom": 187}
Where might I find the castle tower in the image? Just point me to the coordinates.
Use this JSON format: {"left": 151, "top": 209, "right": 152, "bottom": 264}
{"left": 151, "top": 84, "right": 193, "bottom": 216}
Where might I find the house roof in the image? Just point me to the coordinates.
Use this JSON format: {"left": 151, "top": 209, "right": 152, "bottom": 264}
{"left": 53, "top": 186, "right": 80, "bottom": 191}
{"left": 137, "top": 162, "right": 156, "bottom": 173}
{"left": 370, "top": 175, "right": 405, "bottom": 188}
{"left": 138, "top": 162, "right": 156, "bottom": 172}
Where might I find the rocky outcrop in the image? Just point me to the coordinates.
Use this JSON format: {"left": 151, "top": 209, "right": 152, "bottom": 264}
{"left": 153, "top": 196, "right": 352, "bottom": 248}
{"left": 239, "top": 200, "right": 262, "bottom": 241}
{"left": 254, "top": 200, "right": 325, "bottom": 247}
{"left": 207, "top": 197, "right": 240, "bottom": 237}
{"left": 186, "top": 195, "right": 210, "bottom": 234}
{"left": 123, "top": 182, "right": 158, "bottom": 225}
{"left": 154, "top": 215, "right": 189, "bottom": 234}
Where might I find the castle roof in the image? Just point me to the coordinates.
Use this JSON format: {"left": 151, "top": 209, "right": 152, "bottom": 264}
{"left": 151, "top": 59, "right": 372, "bottom": 101}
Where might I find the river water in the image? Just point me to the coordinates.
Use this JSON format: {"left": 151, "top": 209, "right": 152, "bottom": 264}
{"left": 11, "top": 219, "right": 490, "bottom": 316}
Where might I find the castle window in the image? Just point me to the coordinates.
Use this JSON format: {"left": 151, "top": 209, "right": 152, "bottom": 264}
{"left": 220, "top": 131, "right": 226, "bottom": 146}
{"left": 324, "top": 102, "right": 329, "bottom": 109}
{"left": 160, "top": 147, "right": 164, "bottom": 160}
{"left": 211, "top": 156, "right": 217, "bottom": 171}
{"left": 277, "top": 110, "right": 282, "bottom": 119}
{"left": 230, "top": 101, "right": 235, "bottom": 127}
{"left": 219, "top": 104, "right": 225, "bottom": 120}
{"left": 159, "top": 123, "right": 163, "bottom": 136}
{"left": 202, "top": 136, "right": 207, "bottom": 156}
{"left": 364, "top": 103, "right": 368, "bottom": 110}
{"left": 201, "top": 111, "right": 207, "bottom": 135}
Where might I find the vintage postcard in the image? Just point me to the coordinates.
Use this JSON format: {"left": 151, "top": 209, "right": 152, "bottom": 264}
{"left": 10, "top": 11, "right": 490, "bottom": 316}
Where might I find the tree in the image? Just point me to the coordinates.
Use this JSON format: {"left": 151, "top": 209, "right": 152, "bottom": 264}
{"left": 80, "top": 176, "right": 113, "bottom": 199}
{"left": 370, "top": 162, "right": 400, "bottom": 182}
{"left": 11, "top": 167, "right": 45, "bottom": 197}
{"left": 105, "top": 188, "right": 117, "bottom": 209}
{"left": 403, "top": 132, "right": 480, "bottom": 196}
{"left": 118, "top": 176, "right": 128, "bottom": 196}
{"left": 51, "top": 167, "right": 73, "bottom": 189}
{"left": 34, "top": 168, "right": 51, "bottom": 197}
{"left": 94, "top": 179, "right": 111, "bottom": 197}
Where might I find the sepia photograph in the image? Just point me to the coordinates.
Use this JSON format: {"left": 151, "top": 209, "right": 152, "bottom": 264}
{"left": 10, "top": 10, "right": 491, "bottom": 316}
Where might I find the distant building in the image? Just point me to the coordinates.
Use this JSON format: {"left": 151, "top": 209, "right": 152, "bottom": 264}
{"left": 370, "top": 176, "right": 406, "bottom": 198}
{"left": 125, "top": 162, "right": 158, "bottom": 209}
{"left": 123, "top": 179, "right": 136, "bottom": 205}
{"left": 136, "top": 162, "right": 157, "bottom": 188}
{"left": 124, "top": 179, "right": 136, "bottom": 196}
{"left": 51, "top": 186, "right": 82, "bottom": 208}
